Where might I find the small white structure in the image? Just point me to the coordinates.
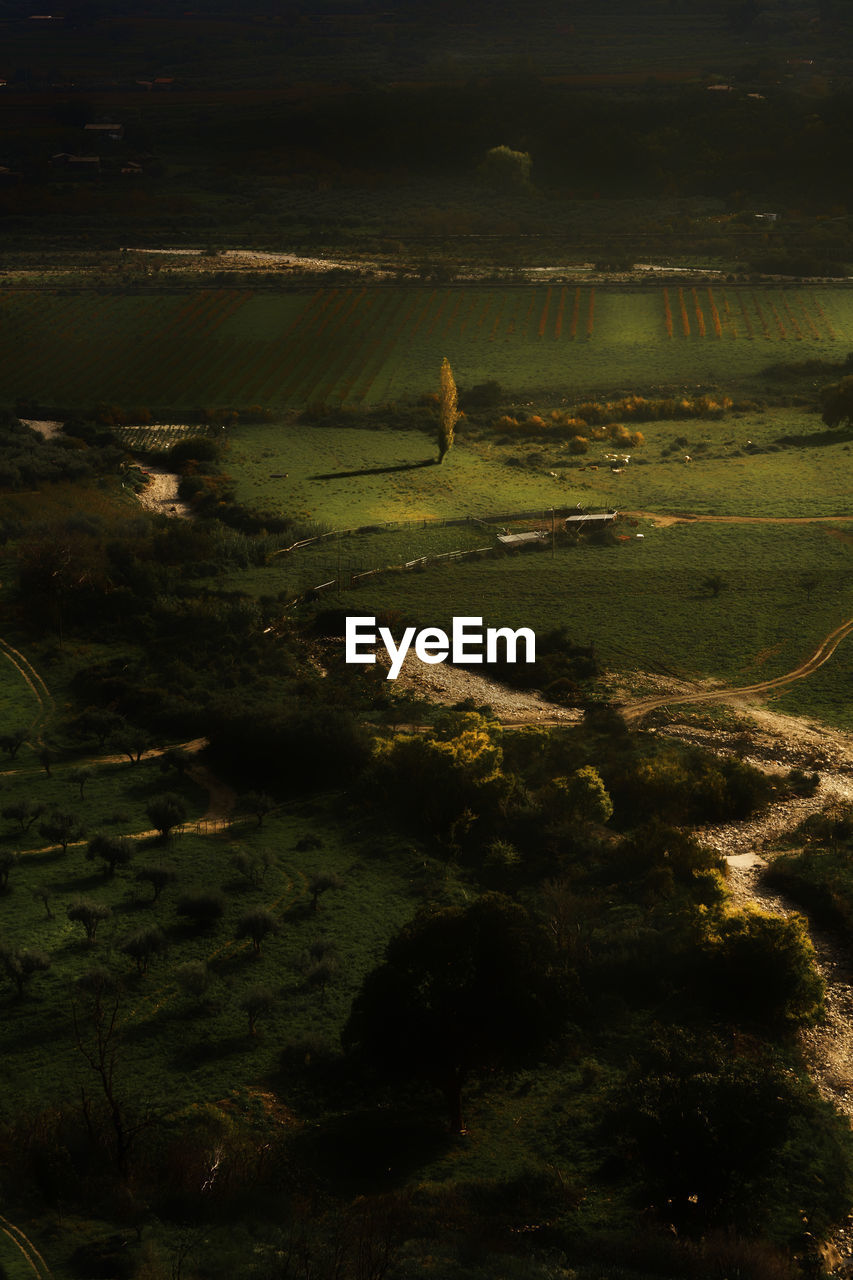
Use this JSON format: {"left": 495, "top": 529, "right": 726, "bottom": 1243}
{"left": 497, "top": 531, "right": 548, "bottom": 547}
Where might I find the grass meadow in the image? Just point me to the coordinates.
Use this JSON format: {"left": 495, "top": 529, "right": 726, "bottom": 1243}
{"left": 224, "top": 405, "right": 853, "bottom": 526}
{"left": 2, "top": 284, "right": 853, "bottom": 410}
{"left": 213, "top": 399, "right": 853, "bottom": 725}
{"left": 0, "top": 651, "right": 42, "bottom": 734}
{"left": 342, "top": 521, "right": 853, "bottom": 717}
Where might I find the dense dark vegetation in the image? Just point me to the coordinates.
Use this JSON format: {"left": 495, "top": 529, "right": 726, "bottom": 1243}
{"left": 1, "top": 2, "right": 853, "bottom": 1277}
{"left": 0, "top": 1, "right": 852, "bottom": 265}
{"left": 1, "top": 460, "right": 850, "bottom": 1277}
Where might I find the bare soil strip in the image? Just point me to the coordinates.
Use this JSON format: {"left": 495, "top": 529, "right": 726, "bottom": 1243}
{"left": 625, "top": 510, "right": 853, "bottom": 527}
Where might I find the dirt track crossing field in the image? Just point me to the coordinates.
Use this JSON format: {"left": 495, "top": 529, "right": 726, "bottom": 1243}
{"left": 0, "top": 637, "right": 54, "bottom": 734}
{"left": 0, "top": 1214, "right": 52, "bottom": 1278}
{"left": 622, "top": 615, "right": 853, "bottom": 724}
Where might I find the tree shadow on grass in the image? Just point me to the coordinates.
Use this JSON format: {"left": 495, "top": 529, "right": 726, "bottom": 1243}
{"left": 311, "top": 459, "right": 437, "bottom": 481}
{"left": 170, "top": 1032, "right": 255, "bottom": 1071}
{"left": 288, "top": 1107, "right": 450, "bottom": 1194}
{"left": 775, "top": 427, "right": 853, "bottom": 448}
{"left": 51, "top": 870, "right": 112, "bottom": 894}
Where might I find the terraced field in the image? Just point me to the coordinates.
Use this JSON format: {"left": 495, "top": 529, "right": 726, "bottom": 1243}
{"left": 5, "top": 284, "right": 853, "bottom": 410}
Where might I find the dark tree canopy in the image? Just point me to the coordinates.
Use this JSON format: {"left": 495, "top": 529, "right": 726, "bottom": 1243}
{"left": 821, "top": 374, "right": 853, "bottom": 429}
{"left": 87, "top": 834, "right": 135, "bottom": 877}
{"left": 343, "top": 893, "right": 566, "bottom": 1132}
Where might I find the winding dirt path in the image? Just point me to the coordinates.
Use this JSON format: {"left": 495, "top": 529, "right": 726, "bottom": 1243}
{"left": 625, "top": 509, "right": 853, "bottom": 527}
{"left": 0, "top": 1213, "right": 52, "bottom": 1278}
{"left": 0, "top": 637, "right": 54, "bottom": 731}
{"left": 134, "top": 466, "right": 192, "bottom": 519}
{"left": 692, "top": 752, "right": 853, "bottom": 1275}
{"left": 622, "top": 615, "right": 853, "bottom": 725}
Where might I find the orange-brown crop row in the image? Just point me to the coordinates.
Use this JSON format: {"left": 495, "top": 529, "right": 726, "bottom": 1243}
{"left": 570, "top": 288, "right": 580, "bottom": 340}
{"left": 663, "top": 288, "right": 673, "bottom": 338}
{"left": 538, "top": 287, "right": 552, "bottom": 339}
{"left": 769, "top": 301, "right": 787, "bottom": 339}
{"left": 782, "top": 299, "right": 803, "bottom": 340}
{"left": 554, "top": 287, "right": 567, "bottom": 339}
{"left": 751, "top": 294, "right": 772, "bottom": 338}
{"left": 813, "top": 299, "right": 838, "bottom": 339}
{"left": 797, "top": 301, "right": 821, "bottom": 340}
{"left": 707, "top": 287, "right": 722, "bottom": 338}
{"left": 738, "top": 295, "right": 754, "bottom": 339}
{"left": 490, "top": 293, "right": 507, "bottom": 341}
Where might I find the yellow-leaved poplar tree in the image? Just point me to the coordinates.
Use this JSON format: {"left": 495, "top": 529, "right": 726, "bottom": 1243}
{"left": 438, "top": 357, "right": 460, "bottom": 463}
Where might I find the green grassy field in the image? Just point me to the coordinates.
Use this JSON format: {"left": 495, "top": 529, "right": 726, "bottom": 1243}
{"left": 0, "top": 649, "right": 43, "bottom": 734}
{"left": 3, "top": 284, "right": 853, "bottom": 411}
{"left": 223, "top": 405, "right": 853, "bottom": 527}
{"left": 0, "top": 1236, "right": 34, "bottom": 1280}
{"left": 213, "top": 399, "right": 853, "bottom": 725}
{"left": 336, "top": 520, "right": 853, "bottom": 727}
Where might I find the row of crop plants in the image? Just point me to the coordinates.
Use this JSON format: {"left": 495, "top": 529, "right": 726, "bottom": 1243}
{"left": 275, "top": 287, "right": 605, "bottom": 406}
{"left": 663, "top": 287, "right": 840, "bottom": 341}
{"left": 0, "top": 290, "right": 257, "bottom": 407}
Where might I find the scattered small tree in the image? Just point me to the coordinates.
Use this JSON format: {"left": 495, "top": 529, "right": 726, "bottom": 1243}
{"left": 0, "top": 851, "right": 19, "bottom": 893}
{"left": 701, "top": 573, "right": 726, "bottom": 598}
{"left": 121, "top": 927, "right": 166, "bottom": 975}
{"left": 79, "top": 709, "right": 124, "bottom": 748}
{"left": 799, "top": 573, "right": 819, "bottom": 602}
{"left": 238, "top": 791, "right": 276, "bottom": 828}
{"left": 0, "top": 728, "right": 27, "bottom": 761}
{"left": 821, "top": 374, "right": 853, "bottom": 429}
{"left": 231, "top": 847, "right": 274, "bottom": 888}
{"left": 135, "top": 862, "right": 178, "bottom": 902}
{"left": 175, "top": 960, "right": 209, "bottom": 1001}
{"left": 39, "top": 810, "right": 85, "bottom": 854}
{"left": 297, "top": 938, "right": 340, "bottom": 1006}
{"left": 0, "top": 943, "right": 51, "bottom": 997}
{"left": 146, "top": 793, "right": 187, "bottom": 840}
{"left": 477, "top": 144, "right": 533, "bottom": 192}
{"left": 437, "top": 357, "right": 461, "bottom": 464}
{"left": 236, "top": 907, "right": 279, "bottom": 954}
{"left": 70, "top": 767, "right": 92, "bottom": 800}
{"left": 67, "top": 896, "right": 112, "bottom": 943}
{"left": 76, "top": 967, "right": 119, "bottom": 1000}
{"left": 2, "top": 801, "right": 45, "bottom": 832}
{"left": 109, "top": 729, "right": 152, "bottom": 765}
{"left": 32, "top": 884, "right": 54, "bottom": 919}
{"left": 305, "top": 954, "right": 338, "bottom": 1001}
{"left": 308, "top": 870, "right": 343, "bottom": 913}
{"left": 86, "top": 833, "right": 135, "bottom": 877}
{"left": 240, "top": 986, "right": 275, "bottom": 1036}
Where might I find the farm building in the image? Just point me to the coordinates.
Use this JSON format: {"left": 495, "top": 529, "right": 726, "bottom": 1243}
{"left": 84, "top": 123, "right": 125, "bottom": 141}
{"left": 564, "top": 511, "right": 617, "bottom": 531}
{"left": 497, "top": 531, "right": 548, "bottom": 547}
